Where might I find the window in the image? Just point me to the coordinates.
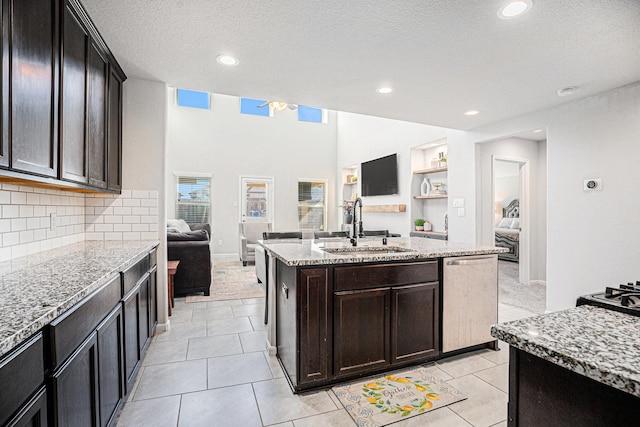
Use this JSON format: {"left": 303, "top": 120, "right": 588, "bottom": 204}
{"left": 298, "top": 180, "right": 327, "bottom": 230}
{"left": 240, "top": 98, "right": 270, "bottom": 117}
{"left": 176, "top": 89, "right": 210, "bottom": 109}
{"left": 240, "top": 176, "right": 273, "bottom": 223}
{"left": 176, "top": 175, "right": 211, "bottom": 223}
{"left": 297, "top": 105, "right": 324, "bottom": 123}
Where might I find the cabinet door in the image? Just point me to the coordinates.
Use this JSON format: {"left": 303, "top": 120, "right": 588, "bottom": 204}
{"left": 5, "top": 387, "right": 48, "bottom": 427}
{"left": 298, "top": 268, "right": 331, "bottom": 386}
{"left": 334, "top": 288, "right": 390, "bottom": 378}
{"left": 60, "top": 1, "right": 89, "bottom": 184}
{"left": 106, "top": 66, "right": 123, "bottom": 191}
{"left": 122, "top": 285, "right": 141, "bottom": 394}
{"left": 51, "top": 332, "right": 99, "bottom": 427}
{"left": 87, "top": 41, "right": 107, "bottom": 189}
{"left": 0, "top": 0, "right": 8, "bottom": 168}
{"left": 138, "top": 274, "right": 150, "bottom": 355}
{"left": 10, "top": 0, "right": 59, "bottom": 177}
{"left": 391, "top": 283, "right": 439, "bottom": 365}
{"left": 96, "top": 305, "right": 124, "bottom": 427}
{"left": 148, "top": 266, "right": 157, "bottom": 337}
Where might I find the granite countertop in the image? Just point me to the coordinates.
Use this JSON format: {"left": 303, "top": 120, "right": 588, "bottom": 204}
{"left": 491, "top": 305, "right": 640, "bottom": 398}
{"left": 260, "top": 236, "right": 507, "bottom": 266}
{"left": 0, "top": 240, "right": 159, "bottom": 358}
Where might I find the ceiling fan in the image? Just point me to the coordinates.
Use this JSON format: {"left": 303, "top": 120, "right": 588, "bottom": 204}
{"left": 258, "top": 101, "right": 298, "bottom": 112}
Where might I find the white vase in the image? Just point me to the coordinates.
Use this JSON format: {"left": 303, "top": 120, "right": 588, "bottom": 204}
{"left": 420, "top": 177, "right": 430, "bottom": 196}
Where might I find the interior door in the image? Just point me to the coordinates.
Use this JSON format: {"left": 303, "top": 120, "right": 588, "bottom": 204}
{"left": 240, "top": 176, "right": 273, "bottom": 223}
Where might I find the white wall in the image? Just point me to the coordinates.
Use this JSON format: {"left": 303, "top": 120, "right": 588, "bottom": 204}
{"left": 335, "top": 112, "right": 466, "bottom": 237}
{"left": 166, "top": 91, "right": 337, "bottom": 254}
{"left": 466, "top": 82, "right": 640, "bottom": 311}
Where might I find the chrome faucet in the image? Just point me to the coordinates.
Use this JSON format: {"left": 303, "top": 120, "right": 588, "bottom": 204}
{"left": 351, "top": 197, "right": 364, "bottom": 245}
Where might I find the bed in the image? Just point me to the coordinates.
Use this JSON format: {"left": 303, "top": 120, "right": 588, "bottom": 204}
{"left": 495, "top": 199, "right": 520, "bottom": 262}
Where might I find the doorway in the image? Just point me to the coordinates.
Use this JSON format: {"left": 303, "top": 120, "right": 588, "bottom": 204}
{"left": 240, "top": 176, "right": 274, "bottom": 224}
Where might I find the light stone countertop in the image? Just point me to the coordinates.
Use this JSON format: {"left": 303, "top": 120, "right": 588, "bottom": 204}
{"left": 260, "top": 236, "right": 507, "bottom": 266}
{"left": 0, "top": 240, "right": 159, "bottom": 358}
{"left": 491, "top": 305, "right": 640, "bottom": 398}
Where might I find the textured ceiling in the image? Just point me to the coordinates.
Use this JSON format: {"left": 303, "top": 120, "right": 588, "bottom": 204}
{"left": 81, "top": 0, "right": 640, "bottom": 131}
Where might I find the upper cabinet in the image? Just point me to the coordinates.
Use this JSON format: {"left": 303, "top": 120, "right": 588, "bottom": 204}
{"left": 1, "top": 0, "right": 126, "bottom": 193}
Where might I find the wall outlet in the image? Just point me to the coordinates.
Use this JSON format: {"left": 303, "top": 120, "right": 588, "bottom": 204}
{"left": 457, "top": 207, "right": 465, "bottom": 217}
{"left": 217, "top": 239, "right": 223, "bottom": 246}
{"left": 584, "top": 178, "right": 602, "bottom": 191}
{"left": 50, "top": 213, "right": 56, "bottom": 230}
{"left": 453, "top": 198, "right": 464, "bottom": 208}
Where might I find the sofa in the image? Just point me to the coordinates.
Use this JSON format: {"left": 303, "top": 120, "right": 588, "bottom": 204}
{"left": 167, "top": 220, "right": 212, "bottom": 296}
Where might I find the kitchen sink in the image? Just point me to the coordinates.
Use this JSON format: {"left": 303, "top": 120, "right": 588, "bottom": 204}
{"left": 323, "top": 247, "right": 415, "bottom": 256}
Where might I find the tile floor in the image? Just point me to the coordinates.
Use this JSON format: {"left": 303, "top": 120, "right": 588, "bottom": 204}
{"left": 116, "top": 293, "right": 538, "bottom": 427}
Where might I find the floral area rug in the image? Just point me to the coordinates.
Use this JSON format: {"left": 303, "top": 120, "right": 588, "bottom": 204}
{"left": 186, "top": 259, "right": 265, "bottom": 302}
{"left": 332, "top": 366, "right": 466, "bottom": 427}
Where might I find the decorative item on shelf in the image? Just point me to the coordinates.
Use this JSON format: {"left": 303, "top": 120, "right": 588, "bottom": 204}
{"left": 414, "top": 218, "right": 425, "bottom": 231}
{"left": 351, "top": 192, "right": 358, "bottom": 200}
{"left": 431, "top": 182, "right": 447, "bottom": 195}
{"left": 438, "top": 152, "right": 448, "bottom": 168}
{"left": 346, "top": 174, "right": 354, "bottom": 184}
{"left": 444, "top": 212, "right": 448, "bottom": 233}
{"left": 420, "top": 177, "right": 431, "bottom": 196}
{"left": 350, "top": 175, "right": 358, "bottom": 183}
{"left": 343, "top": 200, "right": 354, "bottom": 224}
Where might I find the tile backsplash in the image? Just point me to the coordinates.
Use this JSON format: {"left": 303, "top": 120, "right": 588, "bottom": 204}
{"left": 0, "top": 184, "right": 159, "bottom": 262}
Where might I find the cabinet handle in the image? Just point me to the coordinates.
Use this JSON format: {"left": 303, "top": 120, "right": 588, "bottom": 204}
{"left": 446, "top": 258, "right": 493, "bottom": 266}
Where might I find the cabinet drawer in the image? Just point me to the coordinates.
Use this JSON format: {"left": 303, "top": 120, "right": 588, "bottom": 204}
{"left": 49, "top": 274, "right": 121, "bottom": 369}
{"left": 334, "top": 261, "right": 438, "bottom": 291}
{"left": 122, "top": 255, "right": 150, "bottom": 295}
{"left": 0, "top": 333, "right": 45, "bottom": 426}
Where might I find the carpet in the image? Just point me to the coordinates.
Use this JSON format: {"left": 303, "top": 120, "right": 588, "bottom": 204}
{"left": 332, "top": 367, "right": 466, "bottom": 427}
{"left": 498, "top": 260, "right": 546, "bottom": 314}
{"left": 186, "top": 259, "right": 265, "bottom": 302}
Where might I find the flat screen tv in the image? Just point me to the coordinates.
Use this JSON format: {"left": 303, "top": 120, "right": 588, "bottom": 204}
{"left": 361, "top": 153, "right": 398, "bottom": 196}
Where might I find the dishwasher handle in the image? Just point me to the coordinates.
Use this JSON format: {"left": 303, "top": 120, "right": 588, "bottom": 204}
{"left": 446, "top": 257, "right": 494, "bottom": 266}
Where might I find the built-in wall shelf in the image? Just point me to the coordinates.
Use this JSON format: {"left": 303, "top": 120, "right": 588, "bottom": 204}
{"left": 410, "top": 231, "right": 448, "bottom": 240}
{"left": 361, "top": 204, "right": 406, "bottom": 213}
{"left": 414, "top": 195, "right": 448, "bottom": 200}
{"left": 413, "top": 166, "right": 448, "bottom": 175}
{"left": 343, "top": 181, "right": 357, "bottom": 186}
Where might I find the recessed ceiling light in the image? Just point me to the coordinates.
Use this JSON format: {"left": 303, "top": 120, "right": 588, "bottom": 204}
{"left": 464, "top": 110, "right": 479, "bottom": 116}
{"left": 556, "top": 86, "right": 578, "bottom": 97}
{"left": 216, "top": 54, "right": 239, "bottom": 66}
{"left": 377, "top": 87, "right": 393, "bottom": 94}
{"left": 498, "top": 0, "right": 532, "bottom": 19}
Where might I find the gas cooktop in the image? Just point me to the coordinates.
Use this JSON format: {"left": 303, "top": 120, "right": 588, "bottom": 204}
{"left": 577, "top": 281, "right": 640, "bottom": 317}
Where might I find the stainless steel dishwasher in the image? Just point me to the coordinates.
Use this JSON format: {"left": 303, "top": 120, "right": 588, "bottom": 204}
{"left": 442, "top": 255, "right": 498, "bottom": 352}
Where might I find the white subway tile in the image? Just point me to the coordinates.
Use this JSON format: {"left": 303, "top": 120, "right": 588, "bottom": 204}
{"left": 122, "top": 216, "right": 140, "bottom": 224}
{"left": 26, "top": 242, "right": 41, "bottom": 255}
{"left": 85, "top": 207, "right": 94, "bottom": 215}
{"left": 114, "top": 207, "right": 132, "bottom": 215}
{"left": 85, "top": 215, "right": 103, "bottom": 224}
{"left": 105, "top": 232, "right": 123, "bottom": 241}
{"left": 39, "top": 216, "right": 51, "bottom": 229}
{"left": 107, "top": 198, "right": 123, "bottom": 207}
{"left": 149, "top": 191, "right": 158, "bottom": 199}
{"left": 95, "top": 224, "right": 114, "bottom": 232}
{"left": 0, "top": 219, "right": 10, "bottom": 233}
{"left": 39, "top": 195, "right": 52, "bottom": 205}
{"left": 149, "top": 208, "right": 158, "bottom": 216}
{"left": 95, "top": 206, "right": 114, "bottom": 215}
{"left": 18, "top": 186, "right": 34, "bottom": 193}
{"left": 19, "top": 230, "right": 34, "bottom": 244}
{"left": 120, "top": 190, "right": 132, "bottom": 198}
{"left": 86, "top": 198, "right": 104, "bottom": 207}
{"left": 34, "top": 188, "right": 47, "bottom": 194}
{"left": 46, "top": 229, "right": 56, "bottom": 239}
{"left": 85, "top": 232, "right": 104, "bottom": 240}
{"left": 11, "top": 218, "right": 26, "bottom": 232}
{"left": 65, "top": 225, "right": 75, "bottom": 235}
{"left": 132, "top": 190, "right": 149, "bottom": 199}
{"left": 2, "top": 205, "right": 19, "bottom": 218}
{"left": 27, "top": 218, "right": 40, "bottom": 230}
{"left": 104, "top": 216, "right": 123, "bottom": 224}
{"left": 2, "top": 183, "right": 19, "bottom": 191}
{"left": 3, "top": 232, "right": 19, "bottom": 246}
{"left": 34, "top": 229, "right": 47, "bottom": 241}
{"left": 131, "top": 207, "right": 149, "bottom": 216}
{"left": 141, "top": 199, "right": 158, "bottom": 207}
{"left": 26, "top": 193, "right": 40, "bottom": 205}
{"left": 46, "top": 206, "right": 57, "bottom": 215}
{"left": 40, "top": 239, "right": 52, "bottom": 251}
{"left": 122, "top": 199, "right": 141, "bottom": 207}
{"left": 0, "top": 247, "right": 12, "bottom": 261}
{"left": 0, "top": 191, "right": 10, "bottom": 204}
{"left": 19, "top": 206, "right": 34, "bottom": 218}
{"left": 85, "top": 224, "right": 95, "bottom": 232}
{"left": 123, "top": 232, "right": 141, "bottom": 241}
{"left": 132, "top": 224, "right": 149, "bottom": 232}
{"left": 140, "top": 216, "right": 157, "bottom": 224}
{"left": 149, "top": 223, "right": 158, "bottom": 232}
{"left": 140, "top": 232, "right": 159, "bottom": 240}
{"left": 10, "top": 192, "right": 27, "bottom": 205}
{"left": 114, "top": 224, "right": 132, "bottom": 232}
{"left": 11, "top": 244, "right": 27, "bottom": 258}
{"left": 74, "top": 224, "right": 83, "bottom": 234}
{"left": 33, "top": 206, "right": 46, "bottom": 217}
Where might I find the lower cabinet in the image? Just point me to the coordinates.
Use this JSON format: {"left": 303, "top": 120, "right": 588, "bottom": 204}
{"left": 5, "top": 387, "right": 48, "bottom": 427}
{"left": 51, "top": 332, "right": 100, "bottom": 427}
{"left": 122, "top": 284, "right": 142, "bottom": 394}
{"left": 96, "top": 306, "right": 125, "bottom": 427}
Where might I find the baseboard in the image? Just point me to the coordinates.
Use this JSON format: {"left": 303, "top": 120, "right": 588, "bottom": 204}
{"left": 156, "top": 321, "right": 170, "bottom": 332}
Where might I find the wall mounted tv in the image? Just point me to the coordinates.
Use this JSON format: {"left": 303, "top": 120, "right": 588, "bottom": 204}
{"left": 361, "top": 153, "right": 398, "bottom": 197}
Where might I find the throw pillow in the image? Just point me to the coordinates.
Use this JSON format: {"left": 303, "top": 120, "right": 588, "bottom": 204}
{"left": 510, "top": 218, "right": 521, "bottom": 229}
{"left": 498, "top": 217, "right": 513, "bottom": 228}
{"left": 167, "top": 219, "right": 191, "bottom": 233}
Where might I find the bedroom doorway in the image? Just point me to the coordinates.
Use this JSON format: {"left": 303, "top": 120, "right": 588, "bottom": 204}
{"left": 492, "top": 156, "right": 530, "bottom": 285}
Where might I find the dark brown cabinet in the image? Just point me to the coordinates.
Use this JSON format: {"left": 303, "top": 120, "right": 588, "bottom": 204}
{"left": 1, "top": 0, "right": 125, "bottom": 193}
{"left": 391, "top": 283, "right": 439, "bottom": 364}
{"left": 4, "top": 387, "right": 48, "bottom": 427}
{"left": 122, "top": 283, "right": 141, "bottom": 395}
{"left": 51, "top": 332, "right": 100, "bottom": 427}
{"left": 334, "top": 288, "right": 390, "bottom": 378}
{"left": 96, "top": 305, "right": 124, "bottom": 427}
{"left": 9, "top": 0, "right": 59, "bottom": 177}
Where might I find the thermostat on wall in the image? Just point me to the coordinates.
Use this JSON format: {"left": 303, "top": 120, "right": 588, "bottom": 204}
{"left": 584, "top": 178, "right": 602, "bottom": 191}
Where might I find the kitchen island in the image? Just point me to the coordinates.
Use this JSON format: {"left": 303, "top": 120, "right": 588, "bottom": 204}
{"left": 260, "top": 237, "right": 506, "bottom": 391}
{"left": 491, "top": 305, "right": 640, "bottom": 426}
